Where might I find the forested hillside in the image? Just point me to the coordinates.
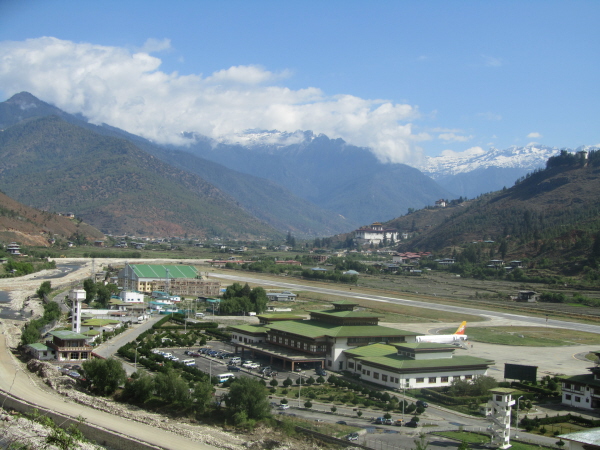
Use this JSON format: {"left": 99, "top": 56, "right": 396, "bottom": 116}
{"left": 393, "top": 150, "right": 600, "bottom": 276}
{"left": 0, "top": 115, "right": 279, "bottom": 239}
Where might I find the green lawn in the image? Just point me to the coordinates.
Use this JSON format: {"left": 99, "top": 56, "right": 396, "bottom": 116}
{"left": 439, "top": 326, "right": 600, "bottom": 346}
{"left": 436, "top": 431, "right": 554, "bottom": 450}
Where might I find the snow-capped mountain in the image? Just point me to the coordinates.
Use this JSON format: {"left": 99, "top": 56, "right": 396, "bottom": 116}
{"left": 415, "top": 145, "right": 599, "bottom": 199}
{"left": 419, "top": 145, "right": 560, "bottom": 177}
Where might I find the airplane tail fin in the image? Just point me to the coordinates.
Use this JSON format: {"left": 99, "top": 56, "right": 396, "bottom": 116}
{"left": 454, "top": 321, "right": 467, "bottom": 335}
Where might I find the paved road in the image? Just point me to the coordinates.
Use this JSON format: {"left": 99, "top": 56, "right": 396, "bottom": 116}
{"left": 0, "top": 329, "right": 217, "bottom": 450}
{"left": 211, "top": 273, "right": 600, "bottom": 334}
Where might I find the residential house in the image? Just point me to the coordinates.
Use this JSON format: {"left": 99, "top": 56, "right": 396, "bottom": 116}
{"left": 45, "top": 330, "right": 92, "bottom": 363}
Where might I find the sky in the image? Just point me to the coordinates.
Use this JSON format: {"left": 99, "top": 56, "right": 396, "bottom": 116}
{"left": 0, "top": 0, "right": 598, "bottom": 165}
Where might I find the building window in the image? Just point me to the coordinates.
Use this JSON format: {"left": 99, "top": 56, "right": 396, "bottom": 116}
{"left": 565, "top": 394, "right": 572, "bottom": 400}
{"left": 357, "top": 364, "right": 362, "bottom": 371}
{"left": 575, "top": 396, "right": 581, "bottom": 402}
{"left": 465, "top": 375, "right": 472, "bottom": 380}
{"left": 348, "top": 362, "right": 355, "bottom": 369}
{"left": 327, "top": 360, "right": 332, "bottom": 367}
{"left": 441, "top": 377, "right": 449, "bottom": 382}
{"left": 429, "top": 377, "right": 436, "bottom": 383}
{"left": 374, "top": 372, "right": 379, "bottom": 380}
{"left": 382, "top": 375, "right": 388, "bottom": 382}
{"left": 416, "top": 378, "right": 424, "bottom": 383}
{"left": 366, "top": 371, "right": 371, "bottom": 376}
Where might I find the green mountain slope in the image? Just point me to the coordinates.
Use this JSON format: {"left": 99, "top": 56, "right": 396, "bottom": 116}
{"left": 0, "top": 115, "right": 280, "bottom": 239}
{"left": 0, "top": 92, "right": 353, "bottom": 237}
{"left": 394, "top": 151, "right": 600, "bottom": 266}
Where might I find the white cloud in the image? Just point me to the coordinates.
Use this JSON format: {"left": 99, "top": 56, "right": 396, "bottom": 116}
{"left": 0, "top": 37, "right": 423, "bottom": 164}
{"left": 438, "top": 132, "right": 473, "bottom": 142}
{"left": 139, "top": 38, "right": 172, "bottom": 53}
{"left": 477, "top": 112, "right": 502, "bottom": 121}
{"left": 482, "top": 55, "right": 503, "bottom": 67}
{"left": 527, "top": 132, "right": 542, "bottom": 138}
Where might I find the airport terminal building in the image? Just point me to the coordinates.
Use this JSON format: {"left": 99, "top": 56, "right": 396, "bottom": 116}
{"left": 229, "top": 301, "right": 494, "bottom": 389}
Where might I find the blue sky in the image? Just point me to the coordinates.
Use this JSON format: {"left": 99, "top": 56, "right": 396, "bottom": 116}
{"left": 0, "top": 0, "right": 598, "bottom": 164}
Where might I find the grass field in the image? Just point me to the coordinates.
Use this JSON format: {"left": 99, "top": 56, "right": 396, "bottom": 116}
{"left": 439, "top": 326, "right": 600, "bottom": 346}
{"left": 435, "top": 431, "right": 555, "bottom": 450}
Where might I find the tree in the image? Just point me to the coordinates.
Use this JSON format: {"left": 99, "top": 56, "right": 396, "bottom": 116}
{"left": 83, "top": 278, "right": 97, "bottom": 302}
{"left": 81, "top": 358, "right": 126, "bottom": 396}
{"left": 304, "top": 400, "right": 312, "bottom": 409}
{"left": 192, "top": 380, "right": 215, "bottom": 414}
{"left": 270, "top": 378, "right": 279, "bottom": 388}
{"left": 283, "top": 377, "right": 293, "bottom": 388}
{"left": 223, "top": 377, "right": 271, "bottom": 420}
{"left": 122, "top": 371, "right": 154, "bottom": 403}
{"left": 154, "top": 371, "right": 192, "bottom": 406}
{"left": 36, "top": 281, "right": 52, "bottom": 299}
{"left": 331, "top": 406, "right": 337, "bottom": 413}
{"left": 249, "top": 287, "right": 268, "bottom": 314}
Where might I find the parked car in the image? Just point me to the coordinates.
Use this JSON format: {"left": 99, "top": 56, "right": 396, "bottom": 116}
{"left": 383, "top": 418, "right": 393, "bottom": 425}
{"left": 395, "top": 419, "right": 403, "bottom": 426}
{"left": 227, "top": 364, "right": 242, "bottom": 372}
{"left": 336, "top": 420, "right": 347, "bottom": 425}
{"left": 346, "top": 433, "right": 359, "bottom": 441}
{"left": 259, "top": 366, "right": 271, "bottom": 374}
{"left": 416, "top": 400, "right": 429, "bottom": 408}
{"left": 243, "top": 362, "right": 259, "bottom": 369}
{"left": 374, "top": 417, "right": 385, "bottom": 424}
{"left": 315, "top": 368, "right": 327, "bottom": 376}
{"left": 279, "top": 404, "right": 290, "bottom": 410}
{"left": 404, "top": 421, "right": 418, "bottom": 428}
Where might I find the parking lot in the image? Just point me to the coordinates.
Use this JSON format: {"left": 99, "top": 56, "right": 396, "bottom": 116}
{"left": 153, "top": 341, "right": 327, "bottom": 384}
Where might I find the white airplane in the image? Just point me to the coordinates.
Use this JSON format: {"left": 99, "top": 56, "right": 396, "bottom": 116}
{"left": 415, "top": 321, "right": 468, "bottom": 344}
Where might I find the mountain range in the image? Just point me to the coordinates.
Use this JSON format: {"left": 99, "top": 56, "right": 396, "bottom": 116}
{"left": 388, "top": 149, "right": 600, "bottom": 269}
{"left": 417, "top": 144, "right": 598, "bottom": 199}
{"left": 0, "top": 91, "right": 597, "bottom": 241}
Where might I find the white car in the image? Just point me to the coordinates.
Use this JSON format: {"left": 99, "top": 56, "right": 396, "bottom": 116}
{"left": 279, "top": 404, "right": 290, "bottom": 410}
{"left": 242, "top": 362, "right": 259, "bottom": 369}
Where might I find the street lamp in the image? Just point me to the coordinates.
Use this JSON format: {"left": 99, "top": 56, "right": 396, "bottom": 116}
{"left": 515, "top": 395, "right": 524, "bottom": 438}
{"left": 298, "top": 371, "right": 304, "bottom": 408}
{"left": 134, "top": 346, "right": 140, "bottom": 371}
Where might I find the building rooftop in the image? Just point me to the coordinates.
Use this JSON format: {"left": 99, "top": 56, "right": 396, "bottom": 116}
{"left": 49, "top": 330, "right": 88, "bottom": 340}
{"left": 345, "top": 343, "right": 494, "bottom": 370}
{"left": 558, "top": 428, "right": 600, "bottom": 445}
{"left": 129, "top": 264, "right": 198, "bottom": 279}
{"left": 266, "top": 320, "right": 420, "bottom": 339}
{"left": 27, "top": 343, "right": 52, "bottom": 351}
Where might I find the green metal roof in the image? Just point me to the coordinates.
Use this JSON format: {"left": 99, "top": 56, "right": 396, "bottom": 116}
{"left": 50, "top": 330, "right": 88, "bottom": 340}
{"left": 130, "top": 264, "right": 198, "bottom": 279}
{"left": 82, "top": 319, "right": 120, "bottom": 326}
{"left": 82, "top": 330, "right": 102, "bottom": 336}
{"left": 394, "top": 343, "right": 455, "bottom": 350}
{"left": 561, "top": 373, "right": 600, "bottom": 388}
{"left": 229, "top": 324, "right": 270, "bottom": 334}
{"left": 309, "top": 309, "right": 382, "bottom": 318}
{"left": 266, "top": 320, "right": 419, "bottom": 339}
{"left": 345, "top": 343, "right": 494, "bottom": 370}
{"left": 27, "top": 343, "right": 51, "bottom": 351}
